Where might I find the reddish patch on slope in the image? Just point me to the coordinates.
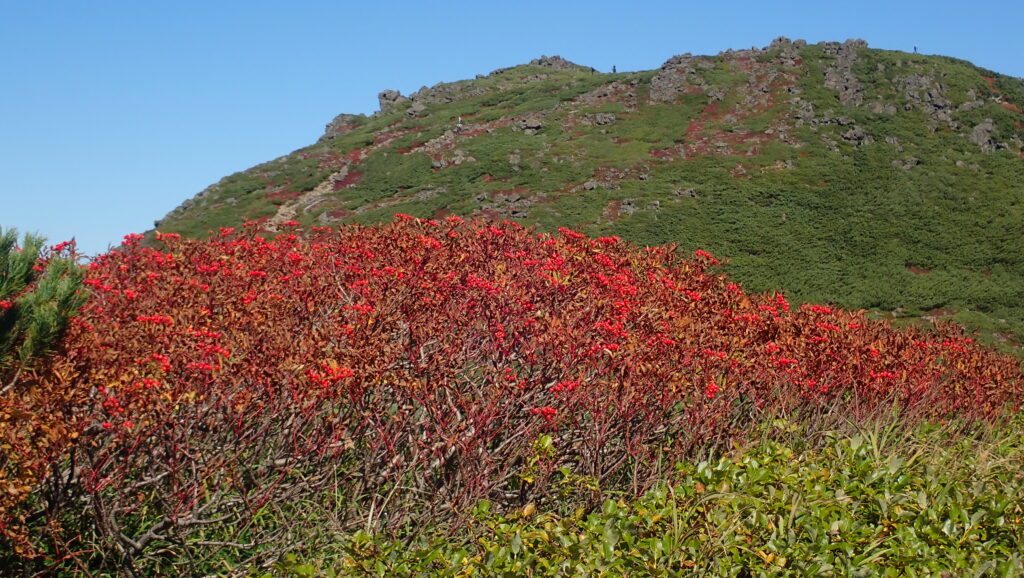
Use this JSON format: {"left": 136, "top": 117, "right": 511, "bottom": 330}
{"left": 922, "top": 308, "right": 955, "bottom": 320}
{"left": 332, "top": 171, "right": 364, "bottom": 190}
{"left": 318, "top": 152, "right": 348, "bottom": 171}
{"left": 374, "top": 126, "right": 422, "bottom": 146}
{"left": 651, "top": 145, "right": 685, "bottom": 159}
{"left": 266, "top": 189, "right": 302, "bottom": 201}
{"left": 983, "top": 76, "right": 997, "bottom": 90}
{"left": 397, "top": 142, "right": 427, "bottom": 154}
{"left": 906, "top": 265, "right": 932, "bottom": 275}
{"left": 1001, "top": 102, "right": 1022, "bottom": 114}
{"left": 462, "top": 119, "right": 511, "bottom": 138}
{"left": 602, "top": 200, "right": 624, "bottom": 222}
{"left": 325, "top": 208, "right": 354, "bottom": 219}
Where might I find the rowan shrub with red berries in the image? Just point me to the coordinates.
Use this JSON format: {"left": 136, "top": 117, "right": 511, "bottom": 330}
{"left": 2, "top": 217, "right": 1021, "bottom": 573}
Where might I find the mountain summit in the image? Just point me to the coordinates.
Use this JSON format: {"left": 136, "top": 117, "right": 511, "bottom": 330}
{"left": 154, "top": 38, "right": 1024, "bottom": 347}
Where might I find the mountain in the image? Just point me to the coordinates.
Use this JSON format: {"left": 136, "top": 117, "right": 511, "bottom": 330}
{"left": 153, "top": 38, "right": 1024, "bottom": 350}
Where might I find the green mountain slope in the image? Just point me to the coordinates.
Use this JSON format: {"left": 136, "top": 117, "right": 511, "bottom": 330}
{"left": 154, "top": 38, "right": 1024, "bottom": 349}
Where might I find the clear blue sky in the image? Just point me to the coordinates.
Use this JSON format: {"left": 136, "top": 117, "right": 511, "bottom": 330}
{"left": 3, "top": 0, "right": 1022, "bottom": 256}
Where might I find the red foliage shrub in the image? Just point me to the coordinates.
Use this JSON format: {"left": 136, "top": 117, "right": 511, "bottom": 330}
{"left": 5, "top": 217, "right": 1021, "bottom": 567}
{"left": 331, "top": 170, "right": 363, "bottom": 190}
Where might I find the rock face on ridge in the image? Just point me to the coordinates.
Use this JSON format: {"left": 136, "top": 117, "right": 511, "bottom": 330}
{"left": 649, "top": 53, "right": 715, "bottom": 102}
{"left": 528, "top": 55, "right": 584, "bottom": 70}
{"left": 376, "top": 89, "right": 409, "bottom": 115}
{"left": 491, "top": 54, "right": 586, "bottom": 76}
{"left": 319, "top": 113, "right": 365, "bottom": 142}
{"left": 409, "top": 82, "right": 487, "bottom": 106}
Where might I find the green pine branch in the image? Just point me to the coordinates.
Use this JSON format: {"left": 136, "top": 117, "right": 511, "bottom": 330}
{"left": 0, "top": 226, "right": 86, "bottom": 392}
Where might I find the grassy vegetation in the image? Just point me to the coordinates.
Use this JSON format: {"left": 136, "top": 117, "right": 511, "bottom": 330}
{"left": 272, "top": 418, "right": 1024, "bottom": 577}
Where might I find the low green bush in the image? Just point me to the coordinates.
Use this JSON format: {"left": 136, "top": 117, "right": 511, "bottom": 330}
{"left": 275, "top": 418, "right": 1024, "bottom": 577}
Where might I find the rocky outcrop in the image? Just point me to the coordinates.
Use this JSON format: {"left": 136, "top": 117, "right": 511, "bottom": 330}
{"left": 431, "top": 149, "right": 476, "bottom": 169}
{"left": 409, "top": 82, "right": 487, "bottom": 106}
{"left": 490, "top": 55, "right": 586, "bottom": 76}
{"left": 822, "top": 39, "right": 867, "bottom": 107}
{"left": 406, "top": 101, "right": 427, "bottom": 118}
{"left": 791, "top": 98, "right": 874, "bottom": 148}
{"left": 571, "top": 81, "right": 641, "bottom": 110}
{"left": 970, "top": 118, "right": 998, "bottom": 152}
{"left": 842, "top": 125, "right": 873, "bottom": 146}
{"left": 649, "top": 54, "right": 714, "bottom": 102}
{"left": 958, "top": 89, "right": 985, "bottom": 111}
{"left": 515, "top": 116, "right": 544, "bottom": 135}
{"left": 614, "top": 198, "right": 662, "bottom": 216}
{"left": 790, "top": 98, "right": 816, "bottom": 125}
{"left": 319, "top": 113, "right": 364, "bottom": 142}
{"left": 967, "top": 120, "right": 1015, "bottom": 154}
{"left": 767, "top": 36, "right": 806, "bottom": 67}
{"left": 867, "top": 99, "right": 898, "bottom": 115}
{"left": 582, "top": 113, "right": 617, "bottom": 126}
{"left": 892, "top": 157, "right": 921, "bottom": 170}
{"left": 895, "top": 74, "right": 955, "bottom": 125}
{"left": 475, "top": 190, "right": 535, "bottom": 219}
{"left": 529, "top": 55, "right": 585, "bottom": 70}
{"left": 376, "top": 89, "right": 409, "bottom": 115}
